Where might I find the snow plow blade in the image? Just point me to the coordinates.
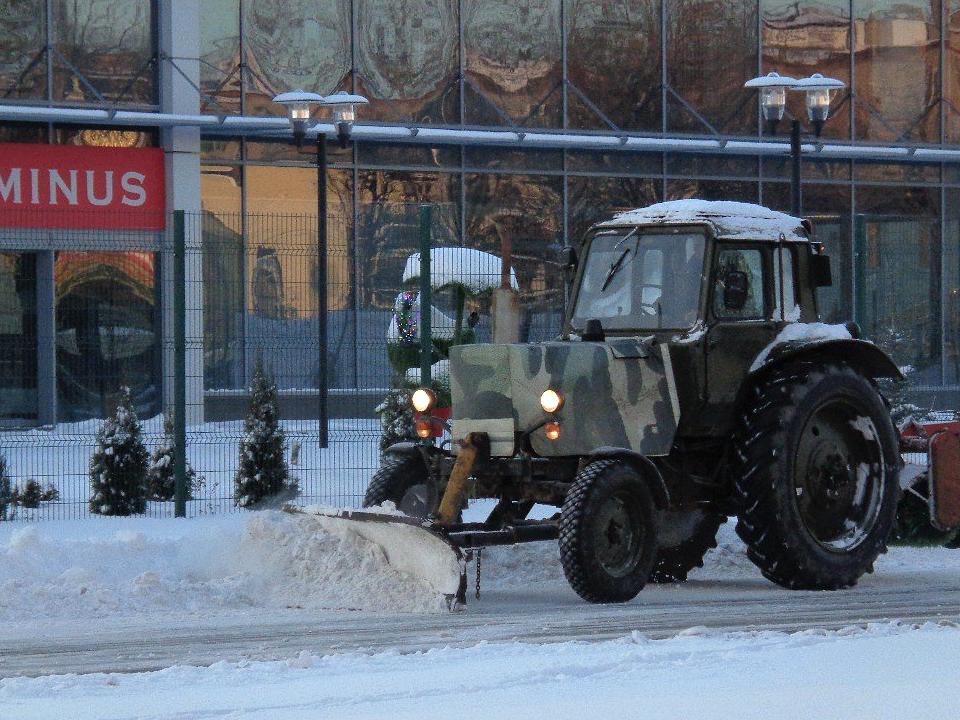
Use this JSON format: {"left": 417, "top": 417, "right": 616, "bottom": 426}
{"left": 289, "top": 506, "right": 468, "bottom": 610}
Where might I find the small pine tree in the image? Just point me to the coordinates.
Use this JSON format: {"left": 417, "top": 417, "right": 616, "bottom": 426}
{"left": 148, "top": 416, "right": 196, "bottom": 501}
{"left": 89, "top": 388, "right": 149, "bottom": 516}
{"left": 235, "top": 361, "right": 293, "bottom": 508}
{"left": 0, "top": 453, "right": 11, "bottom": 521}
{"left": 375, "top": 386, "right": 418, "bottom": 454}
{"left": 17, "top": 479, "right": 43, "bottom": 509}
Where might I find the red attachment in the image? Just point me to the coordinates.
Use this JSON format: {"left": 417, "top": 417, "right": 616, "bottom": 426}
{"left": 930, "top": 429, "right": 960, "bottom": 531}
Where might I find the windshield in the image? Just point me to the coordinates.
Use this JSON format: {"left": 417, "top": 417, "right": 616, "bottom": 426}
{"left": 571, "top": 229, "right": 706, "bottom": 331}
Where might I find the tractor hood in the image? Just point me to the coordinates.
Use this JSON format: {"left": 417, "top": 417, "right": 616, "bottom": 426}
{"left": 449, "top": 340, "right": 679, "bottom": 458}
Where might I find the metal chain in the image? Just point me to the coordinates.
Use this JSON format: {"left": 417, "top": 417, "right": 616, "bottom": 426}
{"left": 475, "top": 547, "right": 482, "bottom": 600}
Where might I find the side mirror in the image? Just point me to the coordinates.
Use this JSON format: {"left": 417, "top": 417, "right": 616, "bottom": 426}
{"left": 559, "top": 246, "right": 578, "bottom": 272}
{"left": 723, "top": 270, "right": 749, "bottom": 311}
{"left": 810, "top": 254, "right": 833, "bottom": 287}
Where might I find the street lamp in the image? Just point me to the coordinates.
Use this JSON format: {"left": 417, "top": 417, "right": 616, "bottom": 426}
{"left": 272, "top": 88, "right": 368, "bottom": 447}
{"left": 745, "top": 71, "right": 845, "bottom": 216}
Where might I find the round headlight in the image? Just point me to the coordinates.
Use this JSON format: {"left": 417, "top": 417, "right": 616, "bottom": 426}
{"left": 540, "top": 389, "right": 564, "bottom": 414}
{"left": 411, "top": 388, "right": 436, "bottom": 413}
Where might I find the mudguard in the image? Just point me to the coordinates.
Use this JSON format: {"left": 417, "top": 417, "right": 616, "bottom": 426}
{"left": 750, "top": 337, "right": 903, "bottom": 380}
{"left": 587, "top": 446, "right": 671, "bottom": 509}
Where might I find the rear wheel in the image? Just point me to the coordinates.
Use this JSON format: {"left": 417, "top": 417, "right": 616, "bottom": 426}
{"left": 559, "top": 460, "right": 658, "bottom": 603}
{"left": 363, "top": 453, "right": 436, "bottom": 519}
{"left": 650, "top": 510, "right": 725, "bottom": 583}
{"left": 733, "top": 364, "right": 900, "bottom": 590}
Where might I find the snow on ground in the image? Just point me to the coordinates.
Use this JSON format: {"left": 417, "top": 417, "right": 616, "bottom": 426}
{"left": 0, "top": 511, "right": 448, "bottom": 619}
{"left": 2, "top": 621, "right": 958, "bottom": 720}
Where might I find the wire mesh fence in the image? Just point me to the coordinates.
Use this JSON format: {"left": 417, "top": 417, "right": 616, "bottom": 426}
{"left": 0, "top": 202, "right": 565, "bottom": 521}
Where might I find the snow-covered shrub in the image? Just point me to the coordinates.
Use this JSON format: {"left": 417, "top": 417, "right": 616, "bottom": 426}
{"left": 0, "top": 453, "right": 11, "bottom": 520}
{"left": 235, "top": 361, "right": 295, "bottom": 508}
{"left": 375, "top": 387, "right": 418, "bottom": 454}
{"left": 89, "top": 388, "right": 150, "bottom": 516}
{"left": 148, "top": 417, "right": 197, "bottom": 501}
{"left": 16, "top": 478, "right": 43, "bottom": 509}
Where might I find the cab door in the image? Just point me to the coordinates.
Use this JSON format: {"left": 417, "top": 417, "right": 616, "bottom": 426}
{"left": 701, "top": 244, "right": 780, "bottom": 431}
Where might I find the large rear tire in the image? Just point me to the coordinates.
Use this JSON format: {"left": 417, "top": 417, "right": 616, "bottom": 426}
{"left": 559, "top": 460, "right": 658, "bottom": 603}
{"left": 363, "top": 453, "right": 436, "bottom": 519}
{"left": 650, "top": 510, "right": 725, "bottom": 583}
{"left": 733, "top": 363, "right": 900, "bottom": 590}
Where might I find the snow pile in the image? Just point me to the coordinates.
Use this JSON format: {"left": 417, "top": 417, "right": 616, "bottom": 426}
{"left": 403, "top": 247, "right": 519, "bottom": 292}
{"left": 3, "top": 622, "right": 958, "bottom": 719}
{"left": 0, "top": 511, "right": 448, "bottom": 620}
{"left": 604, "top": 200, "right": 807, "bottom": 242}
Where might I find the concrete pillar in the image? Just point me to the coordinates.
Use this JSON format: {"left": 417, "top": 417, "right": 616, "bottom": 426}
{"left": 158, "top": 0, "right": 204, "bottom": 424}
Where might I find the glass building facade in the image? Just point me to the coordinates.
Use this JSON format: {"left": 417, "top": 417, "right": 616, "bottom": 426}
{"left": 2, "top": 0, "right": 960, "bottom": 421}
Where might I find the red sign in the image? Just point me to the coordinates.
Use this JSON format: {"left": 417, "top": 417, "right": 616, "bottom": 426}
{"left": 0, "top": 142, "right": 166, "bottom": 231}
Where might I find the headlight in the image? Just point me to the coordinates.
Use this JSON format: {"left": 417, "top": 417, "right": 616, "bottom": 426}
{"left": 544, "top": 421, "right": 561, "bottom": 440}
{"left": 540, "top": 389, "right": 564, "bottom": 414}
{"left": 411, "top": 388, "right": 436, "bottom": 413}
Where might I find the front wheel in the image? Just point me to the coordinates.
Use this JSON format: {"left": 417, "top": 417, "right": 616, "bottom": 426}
{"left": 559, "top": 460, "right": 658, "bottom": 603}
{"left": 363, "top": 453, "right": 436, "bottom": 519}
{"left": 733, "top": 364, "right": 900, "bottom": 590}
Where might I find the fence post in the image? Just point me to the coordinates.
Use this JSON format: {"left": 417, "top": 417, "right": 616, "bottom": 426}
{"left": 173, "top": 210, "right": 187, "bottom": 518}
{"left": 419, "top": 204, "right": 432, "bottom": 395}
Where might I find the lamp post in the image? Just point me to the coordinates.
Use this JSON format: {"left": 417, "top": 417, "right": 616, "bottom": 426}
{"left": 273, "top": 89, "right": 368, "bottom": 448}
{"left": 745, "top": 72, "right": 845, "bottom": 216}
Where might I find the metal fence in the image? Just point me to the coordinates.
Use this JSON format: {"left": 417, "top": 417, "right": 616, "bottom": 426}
{"left": 0, "top": 203, "right": 564, "bottom": 520}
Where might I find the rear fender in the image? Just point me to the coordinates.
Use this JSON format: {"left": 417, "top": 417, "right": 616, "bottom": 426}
{"left": 587, "top": 446, "right": 670, "bottom": 509}
{"left": 749, "top": 338, "right": 903, "bottom": 382}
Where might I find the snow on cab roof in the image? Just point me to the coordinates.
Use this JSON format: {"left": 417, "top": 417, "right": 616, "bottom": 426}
{"left": 597, "top": 200, "right": 808, "bottom": 242}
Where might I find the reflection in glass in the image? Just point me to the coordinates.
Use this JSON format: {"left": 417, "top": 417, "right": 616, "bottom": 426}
{"left": 855, "top": 186, "right": 941, "bottom": 382}
{"left": 200, "top": 0, "right": 241, "bottom": 114}
{"left": 52, "top": 0, "right": 154, "bottom": 104}
{"left": 242, "top": 0, "right": 351, "bottom": 116}
{"left": 761, "top": 0, "right": 852, "bottom": 140}
{"left": 567, "top": 1, "right": 661, "bottom": 131}
{"left": 667, "top": 0, "right": 757, "bottom": 134}
{"left": 0, "top": 252, "right": 37, "bottom": 421}
{"left": 463, "top": 0, "right": 562, "bottom": 127}
{"left": 852, "top": 0, "right": 940, "bottom": 142}
{"left": 947, "top": 3, "right": 960, "bottom": 142}
{"left": 567, "top": 175, "right": 660, "bottom": 246}
{"left": 465, "top": 173, "right": 563, "bottom": 340}
{"left": 355, "top": 0, "right": 459, "bottom": 124}
{"left": 945, "top": 189, "right": 960, "bottom": 385}
{"left": 55, "top": 251, "right": 159, "bottom": 421}
{"left": 0, "top": 0, "right": 46, "bottom": 99}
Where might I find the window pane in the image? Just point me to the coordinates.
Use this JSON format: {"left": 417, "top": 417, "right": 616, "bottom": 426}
{"left": 56, "top": 251, "right": 159, "bottom": 421}
{"left": 761, "top": 0, "right": 852, "bottom": 140}
{"left": 567, "top": 175, "right": 661, "bottom": 245}
{"left": 855, "top": 186, "right": 941, "bottom": 387}
{"left": 666, "top": 178, "right": 759, "bottom": 203}
{"left": 0, "top": 252, "right": 37, "bottom": 421}
{"left": 52, "top": 0, "right": 154, "bottom": 105}
{"left": 242, "top": 0, "right": 351, "bottom": 117}
{"left": 947, "top": 2, "right": 960, "bottom": 142}
{"left": 946, "top": 188, "right": 960, "bottom": 386}
{"left": 853, "top": 1, "right": 941, "bottom": 142}
{"left": 200, "top": 0, "right": 241, "bottom": 115}
{"left": 714, "top": 248, "right": 765, "bottom": 319}
{"left": 667, "top": 0, "right": 758, "bottom": 134}
{"left": 355, "top": 0, "right": 460, "bottom": 124}
{"left": 463, "top": 0, "right": 562, "bottom": 127}
{"left": 773, "top": 247, "right": 798, "bottom": 320}
{"left": 465, "top": 173, "right": 563, "bottom": 340}
{"left": 201, "top": 165, "right": 244, "bottom": 390}
{"left": 567, "top": 1, "right": 661, "bottom": 131}
{"left": 0, "top": 0, "right": 46, "bottom": 99}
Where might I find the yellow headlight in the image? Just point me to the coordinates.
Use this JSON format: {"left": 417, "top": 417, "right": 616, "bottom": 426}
{"left": 411, "top": 388, "right": 436, "bottom": 413}
{"left": 540, "top": 389, "right": 564, "bottom": 414}
{"left": 544, "top": 421, "right": 561, "bottom": 440}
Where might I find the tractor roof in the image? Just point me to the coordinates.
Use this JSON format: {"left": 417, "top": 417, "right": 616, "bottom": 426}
{"left": 596, "top": 200, "right": 809, "bottom": 242}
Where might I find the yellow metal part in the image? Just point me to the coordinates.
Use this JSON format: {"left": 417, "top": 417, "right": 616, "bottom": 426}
{"left": 438, "top": 432, "right": 483, "bottom": 527}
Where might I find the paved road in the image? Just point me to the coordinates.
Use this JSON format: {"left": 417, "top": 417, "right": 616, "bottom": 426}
{"left": 2, "top": 568, "right": 957, "bottom": 678}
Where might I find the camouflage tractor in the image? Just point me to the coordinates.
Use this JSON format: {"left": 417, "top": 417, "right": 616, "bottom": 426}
{"left": 359, "top": 200, "right": 960, "bottom": 605}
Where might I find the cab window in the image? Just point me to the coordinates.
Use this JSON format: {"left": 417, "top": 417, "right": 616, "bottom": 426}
{"left": 713, "top": 247, "right": 766, "bottom": 320}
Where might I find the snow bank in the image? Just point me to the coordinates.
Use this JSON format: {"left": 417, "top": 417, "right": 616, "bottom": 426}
{"left": 0, "top": 511, "right": 448, "bottom": 620}
{"left": 3, "top": 622, "right": 958, "bottom": 719}
{"left": 403, "top": 247, "right": 519, "bottom": 292}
